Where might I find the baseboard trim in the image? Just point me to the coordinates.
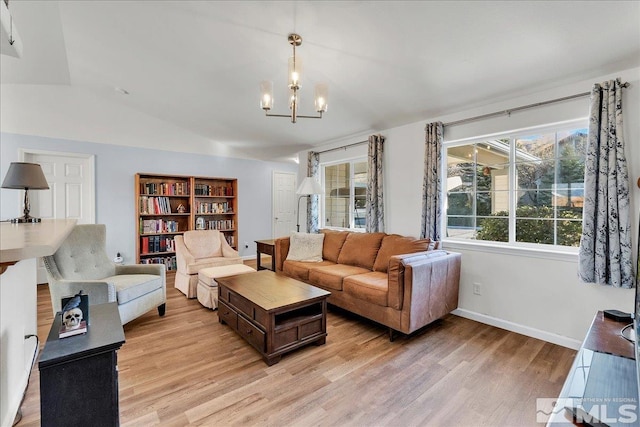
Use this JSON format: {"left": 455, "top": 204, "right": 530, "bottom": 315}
{"left": 451, "top": 308, "right": 582, "bottom": 350}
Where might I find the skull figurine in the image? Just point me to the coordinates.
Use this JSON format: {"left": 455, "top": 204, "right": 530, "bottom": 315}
{"left": 63, "top": 307, "right": 83, "bottom": 329}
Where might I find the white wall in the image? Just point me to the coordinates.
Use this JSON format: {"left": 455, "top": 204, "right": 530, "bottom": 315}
{"left": 0, "top": 259, "right": 38, "bottom": 427}
{"left": 300, "top": 66, "right": 640, "bottom": 348}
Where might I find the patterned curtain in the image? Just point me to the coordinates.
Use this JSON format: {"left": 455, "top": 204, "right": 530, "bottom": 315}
{"left": 366, "top": 135, "right": 385, "bottom": 232}
{"left": 306, "top": 151, "right": 320, "bottom": 233}
{"left": 578, "top": 78, "right": 633, "bottom": 288}
{"left": 420, "top": 122, "right": 443, "bottom": 240}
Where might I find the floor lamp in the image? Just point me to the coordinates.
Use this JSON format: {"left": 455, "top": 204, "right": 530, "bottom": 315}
{"left": 296, "top": 177, "right": 323, "bottom": 232}
{"left": 1, "top": 162, "right": 50, "bottom": 223}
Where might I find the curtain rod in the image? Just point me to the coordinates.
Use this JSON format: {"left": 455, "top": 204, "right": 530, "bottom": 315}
{"left": 443, "top": 81, "right": 630, "bottom": 127}
{"left": 315, "top": 140, "right": 368, "bottom": 155}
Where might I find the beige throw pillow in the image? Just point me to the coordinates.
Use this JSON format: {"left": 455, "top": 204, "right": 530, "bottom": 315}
{"left": 286, "top": 232, "right": 325, "bottom": 262}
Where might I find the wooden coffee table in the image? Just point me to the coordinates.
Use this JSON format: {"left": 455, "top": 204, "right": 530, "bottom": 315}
{"left": 217, "top": 270, "right": 330, "bottom": 365}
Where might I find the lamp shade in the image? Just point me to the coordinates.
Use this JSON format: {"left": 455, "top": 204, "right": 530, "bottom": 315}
{"left": 1, "top": 162, "right": 49, "bottom": 189}
{"left": 296, "top": 177, "right": 323, "bottom": 195}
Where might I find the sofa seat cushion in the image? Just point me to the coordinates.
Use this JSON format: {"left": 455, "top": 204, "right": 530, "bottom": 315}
{"left": 373, "top": 234, "right": 437, "bottom": 273}
{"left": 106, "top": 274, "right": 163, "bottom": 304}
{"left": 319, "top": 229, "right": 349, "bottom": 262}
{"left": 186, "top": 257, "right": 243, "bottom": 275}
{"left": 343, "top": 272, "right": 389, "bottom": 307}
{"left": 283, "top": 260, "right": 336, "bottom": 282}
{"left": 337, "top": 232, "right": 386, "bottom": 270}
{"left": 308, "top": 264, "right": 370, "bottom": 291}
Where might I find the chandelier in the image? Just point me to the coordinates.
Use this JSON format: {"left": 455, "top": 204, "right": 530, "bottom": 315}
{"left": 260, "top": 33, "right": 328, "bottom": 123}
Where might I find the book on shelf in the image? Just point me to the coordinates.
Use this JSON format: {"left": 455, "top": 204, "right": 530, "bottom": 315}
{"left": 59, "top": 320, "right": 87, "bottom": 339}
{"left": 141, "top": 219, "right": 179, "bottom": 234}
{"left": 141, "top": 181, "right": 189, "bottom": 196}
{"left": 141, "top": 236, "right": 175, "bottom": 254}
{"left": 141, "top": 255, "right": 177, "bottom": 271}
{"left": 139, "top": 196, "right": 173, "bottom": 214}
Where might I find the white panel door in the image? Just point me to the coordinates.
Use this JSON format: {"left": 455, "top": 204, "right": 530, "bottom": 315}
{"left": 23, "top": 151, "right": 95, "bottom": 283}
{"left": 272, "top": 171, "right": 296, "bottom": 238}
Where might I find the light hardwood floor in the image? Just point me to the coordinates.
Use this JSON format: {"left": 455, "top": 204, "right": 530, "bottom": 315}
{"left": 17, "top": 262, "right": 576, "bottom": 426}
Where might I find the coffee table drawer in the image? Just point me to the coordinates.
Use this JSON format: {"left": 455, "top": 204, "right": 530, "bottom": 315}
{"left": 238, "top": 315, "right": 265, "bottom": 352}
{"left": 229, "top": 292, "right": 253, "bottom": 318}
{"left": 218, "top": 301, "right": 238, "bottom": 329}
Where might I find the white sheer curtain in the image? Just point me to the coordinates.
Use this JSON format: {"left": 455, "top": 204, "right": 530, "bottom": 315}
{"left": 578, "top": 78, "right": 633, "bottom": 288}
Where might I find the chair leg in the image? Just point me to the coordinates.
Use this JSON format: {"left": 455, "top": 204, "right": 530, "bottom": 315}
{"left": 389, "top": 328, "right": 396, "bottom": 342}
{"left": 158, "top": 303, "right": 166, "bottom": 317}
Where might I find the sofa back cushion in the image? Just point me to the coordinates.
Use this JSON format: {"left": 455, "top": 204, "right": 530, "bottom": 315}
{"left": 320, "top": 229, "right": 349, "bottom": 262}
{"left": 183, "top": 230, "right": 222, "bottom": 259}
{"left": 373, "top": 234, "right": 437, "bottom": 273}
{"left": 337, "top": 232, "right": 385, "bottom": 270}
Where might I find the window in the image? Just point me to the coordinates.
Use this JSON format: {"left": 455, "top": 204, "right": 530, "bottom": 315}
{"left": 321, "top": 159, "right": 367, "bottom": 230}
{"left": 445, "top": 121, "right": 587, "bottom": 247}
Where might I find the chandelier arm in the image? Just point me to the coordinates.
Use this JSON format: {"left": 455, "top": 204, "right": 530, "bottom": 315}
{"left": 265, "top": 113, "right": 323, "bottom": 119}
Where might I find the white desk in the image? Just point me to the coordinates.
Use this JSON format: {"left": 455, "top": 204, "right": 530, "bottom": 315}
{"left": 0, "top": 219, "right": 76, "bottom": 427}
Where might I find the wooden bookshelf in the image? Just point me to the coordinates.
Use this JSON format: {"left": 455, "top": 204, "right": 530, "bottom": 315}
{"left": 135, "top": 173, "right": 238, "bottom": 272}
{"left": 193, "top": 176, "right": 238, "bottom": 250}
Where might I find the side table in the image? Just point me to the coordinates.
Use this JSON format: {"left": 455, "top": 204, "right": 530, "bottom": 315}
{"left": 39, "top": 302, "right": 125, "bottom": 427}
{"left": 255, "top": 239, "right": 275, "bottom": 271}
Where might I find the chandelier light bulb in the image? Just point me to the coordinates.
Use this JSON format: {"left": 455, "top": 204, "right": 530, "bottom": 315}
{"left": 260, "top": 81, "right": 274, "bottom": 110}
{"left": 314, "top": 83, "right": 328, "bottom": 113}
{"left": 288, "top": 56, "right": 302, "bottom": 88}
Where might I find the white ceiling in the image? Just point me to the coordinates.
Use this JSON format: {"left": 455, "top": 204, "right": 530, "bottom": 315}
{"left": 1, "top": 1, "right": 639, "bottom": 162}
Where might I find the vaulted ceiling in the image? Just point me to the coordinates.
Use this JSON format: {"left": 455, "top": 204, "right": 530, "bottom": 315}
{"left": 1, "top": 1, "right": 639, "bottom": 161}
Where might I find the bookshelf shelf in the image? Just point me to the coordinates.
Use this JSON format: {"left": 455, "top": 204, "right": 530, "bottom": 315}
{"left": 135, "top": 173, "right": 239, "bottom": 270}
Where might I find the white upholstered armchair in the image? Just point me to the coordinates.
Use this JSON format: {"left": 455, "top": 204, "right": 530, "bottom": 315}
{"left": 44, "top": 224, "right": 166, "bottom": 325}
{"left": 174, "top": 230, "right": 243, "bottom": 298}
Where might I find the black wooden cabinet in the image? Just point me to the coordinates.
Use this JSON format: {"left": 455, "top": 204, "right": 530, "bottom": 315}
{"left": 39, "top": 303, "right": 125, "bottom": 427}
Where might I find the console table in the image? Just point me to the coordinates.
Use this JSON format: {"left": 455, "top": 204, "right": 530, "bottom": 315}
{"left": 547, "top": 311, "right": 638, "bottom": 426}
{"left": 39, "top": 303, "right": 125, "bottom": 427}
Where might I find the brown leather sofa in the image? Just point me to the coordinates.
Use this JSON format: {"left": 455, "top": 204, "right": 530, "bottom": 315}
{"left": 274, "top": 229, "right": 461, "bottom": 338}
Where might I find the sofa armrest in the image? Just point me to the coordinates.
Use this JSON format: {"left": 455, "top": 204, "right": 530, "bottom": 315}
{"left": 49, "top": 280, "right": 117, "bottom": 314}
{"left": 274, "top": 237, "right": 291, "bottom": 272}
{"left": 396, "top": 250, "right": 461, "bottom": 333}
{"left": 387, "top": 251, "right": 439, "bottom": 309}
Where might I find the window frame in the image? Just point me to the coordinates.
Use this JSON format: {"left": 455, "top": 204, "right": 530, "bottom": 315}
{"left": 319, "top": 156, "right": 368, "bottom": 232}
{"left": 442, "top": 118, "right": 588, "bottom": 255}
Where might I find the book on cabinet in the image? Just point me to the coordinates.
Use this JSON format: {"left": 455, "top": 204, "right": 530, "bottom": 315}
{"left": 135, "top": 173, "right": 238, "bottom": 273}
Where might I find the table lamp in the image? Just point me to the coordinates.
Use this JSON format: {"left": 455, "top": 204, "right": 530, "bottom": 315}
{"left": 1, "top": 162, "right": 50, "bottom": 223}
{"left": 296, "top": 177, "right": 323, "bottom": 232}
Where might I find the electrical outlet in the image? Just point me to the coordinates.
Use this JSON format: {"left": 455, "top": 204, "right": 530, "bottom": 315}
{"left": 473, "top": 282, "right": 482, "bottom": 295}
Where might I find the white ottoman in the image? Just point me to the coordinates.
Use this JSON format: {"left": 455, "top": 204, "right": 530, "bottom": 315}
{"left": 197, "top": 264, "right": 256, "bottom": 309}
